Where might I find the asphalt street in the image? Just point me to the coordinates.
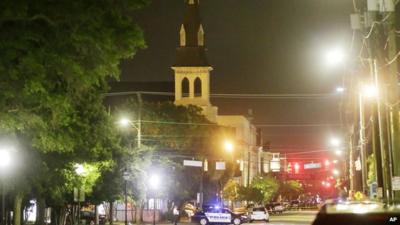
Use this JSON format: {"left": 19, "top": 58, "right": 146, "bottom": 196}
{"left": 245, "top": 211, "right": 318, "bottom": 225}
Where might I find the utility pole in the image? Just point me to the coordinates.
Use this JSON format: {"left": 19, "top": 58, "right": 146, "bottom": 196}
{"left": 358, "top": 93, "right": 369, "bottom": 194}
{"left": 384, "top": 9, "right": 400, "bottom": 202}
{"left": 374, "top": 59, "right": 393, "bottom": 202}
{"left": 371, "top": 104, "right": 384, "bottom": 199}
{"left": 136, "top": 92, "right": 142, "bottom": 149}
{"left": 247, "top": 150, "right": 251, "bottom": 187}
{"left": 349, "top": 130, "right": 356, "bottom": 192}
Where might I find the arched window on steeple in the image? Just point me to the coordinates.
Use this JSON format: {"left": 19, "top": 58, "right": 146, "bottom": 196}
{"left": 180, "top": 25, "right": 186, "bottom": 46}
{"left": 198, "top": 24, "right": 204, "bottom": 46}
{"left": 194, "top": 77, "right": 202, "bottom": 97}
{"left": 182, "top": 77, "right": 189, "bottom": 97}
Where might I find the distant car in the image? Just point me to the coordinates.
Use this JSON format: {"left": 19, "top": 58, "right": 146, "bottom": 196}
{"left": 290, "top": 200, "right": 300, "bottom": 209}
{"left": 312, "top": 201, "right": 400, "bottom": 225}
{"left": 248, "top": 207, "right": 269, "bottom": 223}
{"left": 268, "top": 203, "right": 284, "bottom": 214}
{"left": 192, "top": 206, "right": 247, "bottom": 225}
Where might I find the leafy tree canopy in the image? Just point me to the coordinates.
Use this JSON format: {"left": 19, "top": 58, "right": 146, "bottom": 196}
{"left": 0, "top": 0, "right": 148, "bottom": 209}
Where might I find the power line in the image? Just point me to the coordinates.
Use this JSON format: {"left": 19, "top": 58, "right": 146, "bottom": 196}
{"left": 255, "top": 123, "right": 341, "bottom": 127}
{"left": 104, "top": 91, "right": 339, "bottom": 99}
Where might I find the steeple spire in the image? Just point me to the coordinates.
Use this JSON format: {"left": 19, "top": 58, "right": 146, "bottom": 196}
{"left": 174, "top": 0, "right": 208, "bottom": 66}
{"left": 172, "top": 0, "right": 216, "bottom": 122}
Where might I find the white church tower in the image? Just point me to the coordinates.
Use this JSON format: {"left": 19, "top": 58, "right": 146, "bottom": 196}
{"left": 172, "top": 0, "right": 218, "bottom": 122}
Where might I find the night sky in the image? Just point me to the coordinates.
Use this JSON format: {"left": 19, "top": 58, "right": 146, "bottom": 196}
{"left": 119, "top": 0, "right": 355, "bottom": 157}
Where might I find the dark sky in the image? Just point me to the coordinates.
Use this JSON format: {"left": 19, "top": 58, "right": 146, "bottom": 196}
{"left": 119, "top": 0, "right": 354, "bottom": 156}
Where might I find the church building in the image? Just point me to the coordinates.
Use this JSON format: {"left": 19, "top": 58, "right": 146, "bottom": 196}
{"left": 172, "top": 0, "right": 263, "bottom": 187}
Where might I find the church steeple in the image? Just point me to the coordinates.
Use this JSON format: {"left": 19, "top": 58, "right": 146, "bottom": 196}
{"left": 172, "top": 0, "right": 217, "bottom": 122}
{"left": 174, "top": 0, "right": 208, "bottom": 66}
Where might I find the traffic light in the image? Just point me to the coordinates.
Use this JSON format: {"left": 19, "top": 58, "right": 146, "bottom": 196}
{"left": 294, "top": 162, "right": 300, "bottom": 174}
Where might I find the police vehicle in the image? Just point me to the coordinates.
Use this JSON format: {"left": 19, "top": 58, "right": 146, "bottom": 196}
{"left": 192, "top": 205, "right": 246, "bottom": 225}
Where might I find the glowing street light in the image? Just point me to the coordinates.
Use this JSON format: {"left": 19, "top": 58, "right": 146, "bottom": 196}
{"left": 117, "top": 117, "right": 142, "bottom": 149}
{"left": 0, "top": 149, "right": 11, "bottom": 169}
{"left": 336, "top": 86, "right": 345, "bottom": 93}
{"left": 149, "top": 174, "right": 161, "bottom": 189}
{"left": 361, "top": 84, "right": 378, "bottom": 98}
{"left": 330, "top": 137, "right": 341, "bottom": 147}
{"left": 333, "top": 169, "right": 340, "bottom": 176}
{"left": 119, "top": 118, "right": 132, "bottom": 127}
{"left": 223, "top": 140, "right": 234, "bottom": 153}
{"left": 325, "top": 47, "right": 345, "bottom": 67}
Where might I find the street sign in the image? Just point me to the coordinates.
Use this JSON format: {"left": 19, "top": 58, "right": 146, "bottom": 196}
{"left": 392, "top": 176, "right": 400, "bottom": 191}
{"left": 183, "top": 160, "right": 203, "bottom": 167}
{"left": 216, "top": 161, "right": 226, "bottom": 170}
{"left": 304, "top": 162, "right": 321, "bottom": 169}
{"left": 270, "top": 159, "right": 280, "bottom": 172}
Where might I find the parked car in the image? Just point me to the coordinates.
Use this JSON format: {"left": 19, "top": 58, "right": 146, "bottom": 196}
{"left": 290, "top": 200, "right": 300, "bottom": 209}
{"left": 192, "top": 206, "right": 247, "bottom": 225}
{"left": 267, "top": 203, "right": 284, "bottom": 214}
{"left": 248, "top": 207, "right": 269, "bottom": 223}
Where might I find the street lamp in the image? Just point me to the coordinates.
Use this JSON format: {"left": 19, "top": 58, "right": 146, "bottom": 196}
{"left": 0, "top": 148, "right": 11, "bottom": 225}
{"left": 333, "top": 169, "right": 340, "bottom": 176}
{"left": 336, "top": 86, "right": 345, "bottom": 93}
{"left": 330, "top": 137, "right": 341, "bottom": 148}
{"left": 74, "top": 164, "right": 86, "bottom": 225}
{"left": 119, "top": 118, "right": 131, "bottom": 127}
{"left": 123, "top": 171, "right": 130, "bottom": 225}
{"left": 118, "top": 117, "right": 141, "bottom": 149}
{"left": 325, "top": 47, "right": 345, "bottom": 67}
{"left": 149, "top": 174, "right": 160, "bottom": 225}
{"left": 361, "top": 84, "right": 378, "bottom": 98}
{"left": 223, "top": 140, "right": 234, "bottom": 153}
{"left": 0, "top": 150, "right": 11, "bottom": 169}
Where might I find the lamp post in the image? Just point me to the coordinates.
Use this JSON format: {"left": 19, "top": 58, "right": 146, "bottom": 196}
{"left": 0, "top": 149, "right": 11, "bottom": 225}
{"left": 74, "top": 164, "right": 86, "bottom": 225}
{"left": 122, "top": 171, "right": 130, "bottom": 225}
{"left": 118, "top": 92, "right": 142, "bottom": 149}
{"left": 148, "top": 174, "right": 160, "bottom": 225}
{"left": 119, "top": 118, "right": 141, "bottom": 149}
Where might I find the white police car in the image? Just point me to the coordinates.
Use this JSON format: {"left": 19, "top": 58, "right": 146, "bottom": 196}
{"left": 192, "top": 206, "right": 246, "bottom": 225}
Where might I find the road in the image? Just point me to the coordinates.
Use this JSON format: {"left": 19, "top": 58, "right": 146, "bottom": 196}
{"left": 244, "top": 211, "right": 318, "bottom": 225}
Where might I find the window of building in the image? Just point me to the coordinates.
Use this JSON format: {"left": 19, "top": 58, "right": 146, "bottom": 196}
{"left": 182, "top": 77, "right": 189, "bottom": 97}
{"left": 194, "top": 77, "right": 202, "bottom": 97}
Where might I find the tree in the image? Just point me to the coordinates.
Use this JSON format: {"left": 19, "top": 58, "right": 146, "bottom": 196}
{"left": 114, "top": 99, "right": 234, "bottom": 208}
{"left": 0, "top": 1, "right": 147, "bottom": 225}
{"left": 237, "top": 186, "right": 264, "bottom": 204}
{"left": 278, "top": 180, "right": 303, "bottom": 201}
{"left": 222, "top": 179, "right": 240, "bottom": 207}
{"left": 251, "top": 176, "right": 279, "bottom": 203}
